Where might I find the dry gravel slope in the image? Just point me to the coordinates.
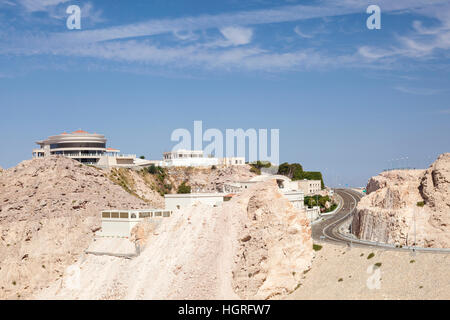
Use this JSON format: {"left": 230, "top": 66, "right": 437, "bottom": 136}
{"left": 0, "top": 156, "right": 148, "bottom": 299}
{"left": 289, "top": 243, "right": 450, "bottom": 300}
{"left": 35, "top": 180, "right": 313, "bottom": 300}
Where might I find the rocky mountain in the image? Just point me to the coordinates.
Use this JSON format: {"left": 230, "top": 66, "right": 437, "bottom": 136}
{"left": 36, "top": 180, "right": 313, "bottom": 300}
{"left": 107, "top": 165, "right": 256, "bottom": 200}
{"left": 0, "top": 156, "right": 148, "bottom": 299}
{"left": 229, "top": 180, "right": 313, "bottom": 299}
{"left": 352, "top": 153, "right": 450, "bottom": 248}
{"left": 163, "top": 165, "right": 256, "bottom": 193}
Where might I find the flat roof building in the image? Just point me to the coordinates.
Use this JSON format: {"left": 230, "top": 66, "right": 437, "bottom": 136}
{"left": 162, "top": 149, "right": 219, "bottom": 167}
{"left": 297, "top": 179, "right": 322, "bottom": 195}
{"left": 164, "top": 193, "right": 225, "bottom": 211}
{"left": 99, "top": 209, "right": 172, "bottom": 238}
{"left": 161, "top": 149, "right": 245, "bottom": 168}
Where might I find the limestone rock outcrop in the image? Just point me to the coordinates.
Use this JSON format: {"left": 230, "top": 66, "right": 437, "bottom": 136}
{"left": 229, "top": 181, "right": 313, "bottom": 299}
{"left": 36, "top": 180, "right": 313, "bottom": 300}
{"left": 0, "top": 156, "right": 147, "bottom": 299}
{"left": 165, "top": 165, "right": 256, "bottom": 193}
{"left": 352, "top": 153, "right": 450, "bottom": 248}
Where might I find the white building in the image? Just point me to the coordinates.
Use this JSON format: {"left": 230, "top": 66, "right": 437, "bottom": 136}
{"left": 224, "top": 175, "right": 306, "bottom": 211}
{"left": 99, "top": 209, "right": 172, "bottom": 237}
{"left": 297, "top": 179, "right": 322, "bottom": 195}
{"left": 164, "top": 193, "right": 225, "bottom": 211}
{"left": 219, "top": 157, "right": 246, "bottom": 166}
{"left": 160, "top": 149, "right": 245, "bottom": 168}
{"left": 33, "top": 130, "right": 138, "bottom": 168}
{"left": 162, "top": 149, "right": 218, "bottom": 167}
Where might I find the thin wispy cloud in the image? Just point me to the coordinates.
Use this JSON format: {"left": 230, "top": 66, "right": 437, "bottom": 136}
{"left": 394, "top": 86, "right": 445, "bottom": 95}
{"left": 0, "top": 0, "right": 449, "bottom": 75}
{"left": 17, "top": 0, "right": 70, "bottom": 12}
{"left": 41, "top": 0, "right": 447, "bottom": 44}
{"left": 293, "top": 26, "right": 313, "bottom": 39}
{"left": 220, "top": 26, "right": 253, "bottom": 46}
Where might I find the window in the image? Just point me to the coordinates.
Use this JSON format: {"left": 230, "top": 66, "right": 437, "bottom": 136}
{"left": 155, "top": 211, "right": 162, "bottom": 217}
{"left": 163, "top": 211, "right": 171, "bottom": 217}
{"left": 176, "top": 205, "right": 180, "bottom": 210}
{"left": 139, "top": 212, "right": 150, "bottom": 218}
{"left": 111, "top": 212, "right": 119, "bottom": 218}
{"left": 120, "top": 212, "right": 128, "bottom": 219}
{"left": 131, "top": 213, "right": 137, "bottom": 219}
{"left": 102, "top": 212, "right": 110, "bottom": 218}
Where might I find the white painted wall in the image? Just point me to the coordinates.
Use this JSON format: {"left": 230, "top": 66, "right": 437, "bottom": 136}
{"left": 165, "top": 193, "right": 225, "bottom": 211}
{"left": 161, "top": 157, "right": 219, "bottom": 167}
{"left": 99, "top": 210, "right": 171, "bottom": 237}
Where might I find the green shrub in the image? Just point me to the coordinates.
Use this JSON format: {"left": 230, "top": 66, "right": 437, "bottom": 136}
{"left": 313, "top": 244, "right": 323, "bottom": 251}
{"left": 211, "top": 165, "right": 217, "bottom": 170}
{"left": 147, "top": 164, "right": 159, "bottom": 175}
{"left": 250, "top": 166, "right": 261, "bottom": 175}
{"left": 249, "top": 161, "right": 271, "bottom": 175}
{"left": 277, "top": 162, "right": 325, "bottom": 189}
{"left": 177, "top": 182, "right": 191, "bottom": 194}
{"left": 367, "top": 253, "right": 375, "bottom": 259}
{"left": 416, "top": 201, "right": 425, "bottom": 207}
{"left": 374, "top": 262, "right": 382, "bottom": 267}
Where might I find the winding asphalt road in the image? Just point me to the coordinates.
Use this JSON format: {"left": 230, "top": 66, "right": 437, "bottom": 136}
{"left": 313, "top": 189, "right": 450, "bottom": 253}
{"left": 312, "top": 189, "right": 363, "bottom": 244}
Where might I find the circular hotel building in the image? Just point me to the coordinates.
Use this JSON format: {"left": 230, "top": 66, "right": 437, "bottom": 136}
{"left": 33, "top": 130, "right": 113, "bottom": 165}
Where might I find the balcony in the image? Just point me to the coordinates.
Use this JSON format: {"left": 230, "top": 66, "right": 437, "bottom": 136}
{"left": 51, "top": 151, "right": 104, "bottom": 158}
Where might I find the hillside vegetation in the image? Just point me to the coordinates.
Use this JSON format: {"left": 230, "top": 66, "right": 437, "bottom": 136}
{"left": 277, "top": 162, "right": 325, "bottom": 189}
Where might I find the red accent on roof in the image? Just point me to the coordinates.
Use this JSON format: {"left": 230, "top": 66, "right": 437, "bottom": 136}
{"left": 107, "top": 148, "right": 119, "bottom": 151}
{"left": 72, "top": 130, "right": 89, "bottom": 134}
{"left": 61, "top": 132, "right": 68, "bottom": 135}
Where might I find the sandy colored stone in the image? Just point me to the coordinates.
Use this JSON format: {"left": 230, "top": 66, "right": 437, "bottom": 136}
{"left": 288, "top": 243, "right": 450, "bottom": 300}
{"left": 229, "top": 181, "right": 313, "bottom": 299}
{"left": 165, "top": 165, "right": 256, "bottom": 193}
{"left": 35, "top": 180, "right": 313, "bottom": 300}
{"left": 352, "top": 153, "right": 450, "bottom": 248}
{"left": 130, "top": 219, "right": 161, "bottom": 247}
{"left": 0, "top": 156, "right": 147, "bottom": 299}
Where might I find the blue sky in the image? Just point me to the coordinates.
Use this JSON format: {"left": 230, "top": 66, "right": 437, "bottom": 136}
{"left": 0, "top": 0, "right": 449, "bottom": 187}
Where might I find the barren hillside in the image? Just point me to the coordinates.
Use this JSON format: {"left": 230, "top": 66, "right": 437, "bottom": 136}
{"left": 35, "top": 180, "right": 313, "bottom": 300}
{"left": 352, "top": 153, "right": 450, "bottom": 248}
{"left": 0, "top": 156, "right": 148, "bottom": 299}
{"left": 289, "top": 243, "right": 450, "bottom": 300}
{"left": 165, "top": 165, "right": 256, "bottom": 192}
{"left": 107, "top": 165, "right": 256, "bottom": 201}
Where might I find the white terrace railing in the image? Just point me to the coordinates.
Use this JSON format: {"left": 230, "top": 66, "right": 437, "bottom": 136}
{"left": 101, "top": 209, "right": 172, "bottom": 220}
